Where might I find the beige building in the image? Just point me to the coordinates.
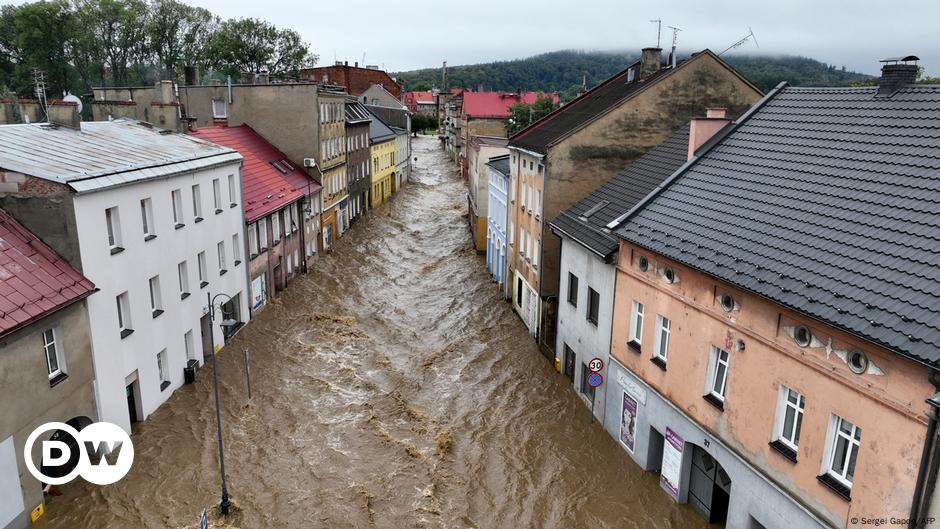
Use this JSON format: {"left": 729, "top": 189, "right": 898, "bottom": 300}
{"left": 507, "top": 48, "right": 763, "bottom": 355}
{"left": 0, "top": 208, "right": 97, "bottom": 529}
{"left": 466, "top": 135, "right": 509, "bottom": 252}
{"left": 317, "top": 89, "right": 349, "bottom": 251}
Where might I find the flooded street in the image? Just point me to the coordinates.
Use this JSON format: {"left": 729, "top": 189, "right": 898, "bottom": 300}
{"left": 37, "top": 136, "right": 711, "bottom": 529}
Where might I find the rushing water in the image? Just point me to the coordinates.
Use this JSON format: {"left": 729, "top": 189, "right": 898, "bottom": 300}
{"left": 36, "top": 137, "right": 713, "bottom": 529}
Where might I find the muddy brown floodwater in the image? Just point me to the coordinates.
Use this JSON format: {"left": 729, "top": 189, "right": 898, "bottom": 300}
{"left": 36, "top": 137, "right": 714, "bottom": 529}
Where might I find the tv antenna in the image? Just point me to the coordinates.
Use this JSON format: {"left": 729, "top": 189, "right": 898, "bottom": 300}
{"left": 719, "top": 27, "right": 759, "bottom": 56}
{"left": 666, "top": 25, "right": 682, "bottom": 67}
{"left": 649, "top": 19, "right": 662, "bottom": 48}
{"left": 32, "top": 68, "right": 48, "bottom": 122}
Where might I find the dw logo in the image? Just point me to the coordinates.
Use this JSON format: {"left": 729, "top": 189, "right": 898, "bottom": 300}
{"left": 23, "top": 422, "right": 134, "bottom": 485}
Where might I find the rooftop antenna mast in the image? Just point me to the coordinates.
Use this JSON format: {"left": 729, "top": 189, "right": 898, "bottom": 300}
{"left": 666, "top": 25, "right": 682, "bottom": 67}
{"left": 649, "top": 19, "right": 662, "bottom": 48}
{"left": 718, "top": 27, "right": 759, "bottom": 56}
{"left": 32, "top": 68, "right": 48, "bottom": 122}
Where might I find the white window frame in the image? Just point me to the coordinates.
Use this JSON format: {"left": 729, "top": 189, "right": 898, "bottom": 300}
{"left": 178, "top": 261, "right": 190, "bottom": 296}
{"left": 157, "top": 349, "right": 169, "bottom": 384}
{"left": 232, "top": 233, "right": 241, "bottom": 263}
{"left": 228, "top": 174, "right": 237, "bottom": 206}
{"left": 706, "top": 345, "right": 730, "bottom": 401}
{"left": 184, "top": 330, "right": 195, "bottom": 361}
{"left": 42, "top": 328, "right": 64, "bottom": 379}
{"left": 213, "top": 178, "right": 222, "bottom": 211}
{"left": 191, "top": 184, "right": 202, "bottom": 219}
{"left": 773, "top": 386, "right": 806, "bottom": 451}
{"left": 105, "top": 206, "right": 122, "bottom": 249}
{"left": 258, "top": 218, "right": 268, "bottom": 249}
{"left": 148, "top": 275, "right": 163, "bottom": 314}
{"left": 653, "top": 315, "right": 671, "bottom": 362}
{"left": 116, "top": 292, "right": 132, "bottom": 333}
{"left": 629, "top": 301, "right": 644, "bottom": 344}
{"left": 212, "top": 99, "right": 227, "bottom": 119}
{"left": 272, "top": 213, "right": 281, "bottom": 243}
{"left": 171, "top": 189, "right": 184, "bottom": 226}
{"left": 822, "top": 415, "right": 862, "bottom": 488}
{"left": 140, "top": 198, "right": 154, "bottom": 238}
{"left": 217, "top": 240, "right": 226, "bottom": 272}
{"left": 197, "top": 251, "right": 207, "bottom": 285}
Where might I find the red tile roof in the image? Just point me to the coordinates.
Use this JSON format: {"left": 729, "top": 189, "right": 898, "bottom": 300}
{"left": 188, "top": 125, "right": 321, "bottom": 222}
{"left": 408, "top": 92, "right": 435, "bottom": 103}
{"left": 0, "top": 209, "right": 95, "bottom": 338}
{"left": 462, "top": 91, "right": 560, "bottom": 119}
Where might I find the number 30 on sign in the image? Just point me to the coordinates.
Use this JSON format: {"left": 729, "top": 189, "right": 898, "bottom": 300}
{"left": 588, "top": 357, "right": 604, "bottom": 372}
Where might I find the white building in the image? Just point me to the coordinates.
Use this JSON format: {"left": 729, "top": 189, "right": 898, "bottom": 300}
{"left": 485, "top": 154, "right": 510, "bottom": 298}
{"left": 0, "top": 117, "right": 250, "bottom": 433}
{"left": 548, "top": 125, "right": 691, "bottom": 421}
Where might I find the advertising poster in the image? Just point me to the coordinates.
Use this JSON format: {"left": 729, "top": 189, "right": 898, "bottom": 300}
{"left": 661, "top": 427, "right": 683, "bottom": 499}
{"left": 620, "top": 392, "right": 637, "bottom": 452}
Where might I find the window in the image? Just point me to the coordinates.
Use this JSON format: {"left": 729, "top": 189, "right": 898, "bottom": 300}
{"left": 289, "top": 206, "right": 298, "bottom": 233}
{"left": 652, "top": 315, "right": 671, "bottom": 366}
{"left": 258, "top": 218, "right": 268, "bottom": 249}
{"left": 586, "top": 288, "right": 600, "bottom": 325}
{"left": 706, "top": 346, "right": 730, "bottom": 404}
{"left": 157, "top": 349, "right": 169, "bottom": 390}
{"left": 171, "top": 189, "right": 184, "bottom": 228}
{"left": 105, "top": 206, "right": 122, "bottom": 252}
{"left": 580, "top": 362, "right": 595, "bottom": 400}
{"left": 140, "top": 199, "right": 155, "bottom": 240}
{"left": 116, "top": 292, "right": 133, "bottom": 338}
{"left": 178, "top": 261, "right": 190, "bottom": 299}
{"left": 567, "top": 273, "right": 579, "bottom": 306}
{"left": 272, "top": 213, "right": 281, "bottom": 244}
{"left": 794, "top": 325, "right": 813, "bottom": 347}
{"left": 228, "top": 174, "right": 237, "bottom": 207}
{"left": 184, "top": 330, "right": 195, "bottom": 361}
{"left": 148, "top": 275, "right": 163, "bottom": 317}
{"left": 824, "top": 415, "right": 862, "bottom": 491}
{"left": 42, "top": 328, "right": 65, "bottom": 381}
{"left": 213, "top": 179, "right": 222, "bottom": 212}
{"left": 191, "top": 184, "right": 203, "bottom": 220}
{"left": 217, "top": 240, "right": 226, "bottom": 274}
{"left": 248, "top": 223, "right": 258, "bottom": 256}
{"left": 232, "top": 234, "right": 241, "bottom": 264}
{"left": 773, "top": 386, "right": 805, "bottom": 454}
{"left": 197, "top": 251, "right": 208, "bottom": 288}
{"left": 629, "top": 301, "right": 644, "bottom": 348}
{"left": 212, "top": 99, "right": 227, "bottom": 119}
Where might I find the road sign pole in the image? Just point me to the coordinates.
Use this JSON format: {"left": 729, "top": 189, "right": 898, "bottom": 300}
{"left": 591, "top": 392, "right": 595, "bottom": 424}
{"left": 244, "top": 347, "right": 251, "bottom": 400}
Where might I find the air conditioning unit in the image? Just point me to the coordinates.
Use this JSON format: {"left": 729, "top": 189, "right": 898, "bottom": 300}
{"left": 303, "top": 158, "right": 318, "bottom": 168}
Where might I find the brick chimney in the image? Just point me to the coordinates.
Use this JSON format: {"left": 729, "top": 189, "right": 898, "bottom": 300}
{"left": 877, "top": 55, "right": 920, "bottom": 97}
{"left": 687, "top": 107, "right": 730, "bottom": 160}
{"left": 155, "top": 80, "right": 175, "bottom": 104}
{"left": 640, "top": 48, "right": 663, "bottom": 77}
{"left": 47, "top": 100, "right": 81, "bottom": 129}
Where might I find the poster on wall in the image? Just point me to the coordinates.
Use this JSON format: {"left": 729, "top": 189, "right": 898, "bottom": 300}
{"left": 251, "top": 275, "right": 266, "bottom": 310}
{"left": 620, "top": 392, "right": 638, "bottom": 452}
{"left": 661, "top": 427, "right": 684, "bottom": 499}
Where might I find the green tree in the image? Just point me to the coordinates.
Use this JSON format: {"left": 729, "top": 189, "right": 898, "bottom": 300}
{"left": 507, "top": 96, "right": 558, "bottom": 135}
{"left": 408, "top": 80, "right": 432, "bottom": 91}
{"left": 11, "top": 0, "right": 78, "bottom": 95}
{"left": 75, "top": 0, "right": 151, "bottom": 86}
{"left": 147, "top": 0, "right": 219, "bottom": 79}
{"left": 206, "top": 18, "right": 317, "bottom": 78}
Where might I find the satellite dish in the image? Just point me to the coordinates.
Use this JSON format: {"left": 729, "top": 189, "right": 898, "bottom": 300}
{"left": 62, "top": 93, "right": 83, "bottom": 114}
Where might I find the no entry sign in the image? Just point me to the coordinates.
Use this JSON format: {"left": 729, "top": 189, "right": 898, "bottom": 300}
{"left": 588, "top": 357, "right": 604, "bottom": 372}
{"left": 587, "top": 371, "right": 604, "bottom": 388}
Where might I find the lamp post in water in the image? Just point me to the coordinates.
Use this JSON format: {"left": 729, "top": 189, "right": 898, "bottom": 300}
{"left": 207, "top": 292, "right": 239, "bottom": 516}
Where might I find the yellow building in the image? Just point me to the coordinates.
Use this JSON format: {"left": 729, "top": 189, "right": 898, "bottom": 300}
{"left": 369, "top": 114, "right": 397, "bottom": 208}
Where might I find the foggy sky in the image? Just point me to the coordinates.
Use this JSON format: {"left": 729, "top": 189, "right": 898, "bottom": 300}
{"left": 11, "top": 0, "right": 940, "bottom": 76}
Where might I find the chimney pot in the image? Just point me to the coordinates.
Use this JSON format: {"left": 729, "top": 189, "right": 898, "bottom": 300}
{"left": 706, "top": 107, "right": 727, "bottom": 119}
{"left": 640, "top": 47, "right": 663, "bottom": 77}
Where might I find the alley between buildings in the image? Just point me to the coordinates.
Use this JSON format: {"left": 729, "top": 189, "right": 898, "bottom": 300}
{"left": 35, "top": 137, "right": 710, "bottom": 529}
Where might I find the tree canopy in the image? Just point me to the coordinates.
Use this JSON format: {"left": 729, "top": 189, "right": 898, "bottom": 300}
{"left": 507, "top": 96, "right": 559, "bottom": 135}
{"left": 0, "top": 0, "right": 318, "bottom": 100}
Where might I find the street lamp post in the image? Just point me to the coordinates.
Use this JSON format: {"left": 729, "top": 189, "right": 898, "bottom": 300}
{"left": 207, "top": 292, "right": 234, "bottom": 516}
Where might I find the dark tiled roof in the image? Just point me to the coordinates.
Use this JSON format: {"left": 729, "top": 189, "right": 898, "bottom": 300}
{"left": 368, "top": 109, "right": 396, "bottom": 143}
{"left": 509, "top": 59, "right": 674, "bottom": 153}
{"left": 615, "top": 84, "right": 940, "bottom": 366}
{"left": 0, "top": 209, "right": 95, "bottom": 338}
{"left": 487, "top": 154, "right": 510, "bottom": 177}
{"left": 550, "top": 125, "right": 690, "bottom": 258}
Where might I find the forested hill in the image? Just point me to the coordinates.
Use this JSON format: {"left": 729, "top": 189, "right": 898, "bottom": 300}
{"left": 393, "top": 50, "right": 873, "bottom": 96}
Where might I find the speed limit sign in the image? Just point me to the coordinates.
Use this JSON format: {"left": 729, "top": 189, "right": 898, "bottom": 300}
{"left": 588, "top": 357, "right": 604, "bottom": 372}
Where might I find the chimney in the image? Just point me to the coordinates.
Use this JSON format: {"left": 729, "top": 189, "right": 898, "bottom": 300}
{"left": 640, "top": 47, "right": 662, "bottom": 77}
{"left": 354, "top": 61, "right": 358, "bottom": 67}
{"left": 258, "top": 70, "right": 269, "bottom": 84}
{"left": 877, "top": 55, "right": 920, "bottom": 97}
{"left": 687, "top": 107, "right": 730, "bottom": 160}
{"left": 155, "top": 80, "right": 174, "bottom": 104}
{"left": 48, "top": 100, "right": 81, "bottom": 129}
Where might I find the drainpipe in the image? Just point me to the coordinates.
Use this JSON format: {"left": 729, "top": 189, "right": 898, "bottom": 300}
{"left": 909, "top": 369, "right": 940, "bottom": 529}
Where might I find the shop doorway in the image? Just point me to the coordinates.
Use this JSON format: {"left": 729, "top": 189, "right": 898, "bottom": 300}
{"left": 688, "top": 444, "right": 731, "bottom": 525}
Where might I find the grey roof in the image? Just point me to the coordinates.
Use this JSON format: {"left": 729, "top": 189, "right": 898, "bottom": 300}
{"left": 614, "top": 83, "right": 940, "bottom": 366}
{"left": 0, "top": 118, "right": 240, "bottom": 194}
{"left": 390, "top": 126, "right": 409, "bottom": 136}
{"left": 345, "top": 100, "right": 373, "bottom": 124}
{"left": 486, "top": 154, "right": 510, "bottom": 177}
{"left": 550, "top": 125, "right": 690, "bottom": 258}
{"left": 368, "top": 109, "right": 396, "bottom": 143}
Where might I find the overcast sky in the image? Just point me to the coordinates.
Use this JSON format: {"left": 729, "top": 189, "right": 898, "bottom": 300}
{"left": 17, "top": 0, "right": 939, "bottom": 76}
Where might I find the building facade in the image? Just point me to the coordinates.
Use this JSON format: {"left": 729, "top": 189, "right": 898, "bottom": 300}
{"left": 345, "top": 99, "right": 373, "bottom": 223}
{"left": 188, "top": 125, "right": 322, "bottom": 314}
{"left": 466, "top": 135, "right": 509, "bottom": 252}
{"left": 318, "top": 89, "right": 349, "bottom": 251}
{"left": 0, "top": 209, "right": 96, "bottom": 529}
{"left": 507, "top": 48, "right": 763, "bottom": 355}
{"left": 484, "top": 154, "right": 510, "bottom": 297}
{"left": 0, "top": 118, "right": 250, "bottom": 433}
{"left": 605, "top": 63, "right": 940, "bottom": 529}
{"left": 302, "top": 62, "right": 402, "bottom": 98}
{"left": 369, "top": 112, "right": 397, "bottom": 209}
{"left": 393, "top": 126, "right": 411, "bottom": 191}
